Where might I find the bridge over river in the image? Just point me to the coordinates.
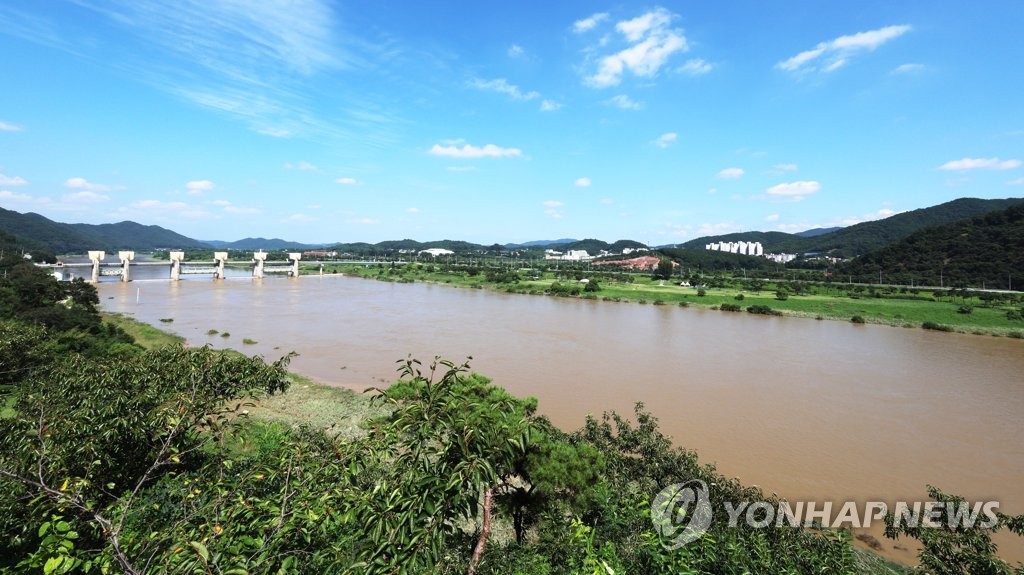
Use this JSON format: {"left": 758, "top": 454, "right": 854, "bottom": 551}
{"left": 39, "top": 251, "right": 315, "bottom": 282}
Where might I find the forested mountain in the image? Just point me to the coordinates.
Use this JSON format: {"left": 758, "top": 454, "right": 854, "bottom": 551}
{"left": 0, "top": 207, "right": 207, "bottom": 254}
{"left": 681, "top": 197, "right": 1024, "bottom": 257}
{"left": 205, "top": 237, "right": 321, "bottom": 250}
{"left": 840, "top": 203, "right": 1024, "bottom": 288}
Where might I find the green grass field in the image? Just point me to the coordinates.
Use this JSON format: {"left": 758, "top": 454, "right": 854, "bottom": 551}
{"left": 320, "top": 263, "right": 1024, "bottom": 338}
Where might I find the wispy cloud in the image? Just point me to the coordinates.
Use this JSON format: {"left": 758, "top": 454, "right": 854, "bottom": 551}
{"left": 0, "top": 173, "right": 28, "bottom": 186}
{"left": 777, "top": 25, "right": 911, "bottom": 74}
{"left": 654, "top": 132, "right": 677, "bottom": 148}
{"left": 469, "top": 77, "right": 539, "bottom": 101}
{"left": 717, "top": 168, "right": 745, "bottom": 179}
{"left": 186, "top": 179, "right": 215, "bottom": 195}
{"left": 446, "top": 166, "right": 477, "bottom": 172}
{"left": 335, "top": 177, "right": 359, "bottom": 185}
{"left": 770, "top": 163, "right": 799, "bottom": 174}
{"left": 63, "top": 190, "right": 110, "bottom": 203}
{"left": 540, "top": 100, "right": 562, "bottom": 112}
{"left": 211, "top": 199, "right": 260, "bottom": 214}
{"left": 677, "top": 58, "right": 712, "bottom": 76}
{"left": 575, "top": 177, "right": 592, "bottom": 187}
{"left": 765, "top": 214, "right": 780, "bottom": 222}
{"left": 406, "top": 207, "right": 420, "bottom": 213}
{"left": 765, "top": 180, "right": 821, "bottom": 201}
{"left": 585, "top": 7, "right": 689, "bottom": 88}
{"left": 283, "top": 213, "right": 314, "bottom": 223}
{"left": 284, "top": 161, "right": 319, "bottom": 171}
{"left": 0, "top": 191, "right": 35, "bottom": 203}
{"left": 507, "top": 44, "right": 524, "bottom": 58}
{"left": 542, "top": 200, "right": 564, "bottom": 208}
{"left": 65, "top": 177, "right": 119, "bottom": 193}
{"left": 0, "top": 121, "right": 23, "bottom": 132}
{"left": 573, "top": 12, "right": 609, "bottom": 34}
{"left": 606, "top": 94, "right": 643, "bottom": 110}
{"left": 891, "top": 63, "right": 924, "bottom": 75}
{"left": 429, "top": 142, "right": 523, "bottom": 159}
{"left": 1008, "top": 177, "right": 1024, "bottom": 185}
{"left": 939, "top": 157, "right": 1021, "bottom": 171}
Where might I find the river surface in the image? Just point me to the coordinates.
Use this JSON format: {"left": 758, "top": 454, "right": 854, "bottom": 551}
{"left": 96, "top": 272, "right": 1024, "bottom": 564}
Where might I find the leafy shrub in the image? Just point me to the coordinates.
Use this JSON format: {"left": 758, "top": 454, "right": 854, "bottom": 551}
{"left": 775, "top": 290, "right": 789, "bottom": 301}
{"left": 720, "top": 303, "right": 742, "bottom": 312}
{"left": 957, "top": 305, "right": 973, "bottom": 315}
{"left": 747, "top": 305, "right": 782, "bottom": 316}
{"left": 734, "top": 293, "right": 745, "bottom": 301}
{"left": 851, "top": 315, "right": 866, "bottom": 324}
{"left": 696, "top": 289, "right": 707, "bottom": 297}
{"left": 922, "top": 321, "right": 953, "bottom": 332}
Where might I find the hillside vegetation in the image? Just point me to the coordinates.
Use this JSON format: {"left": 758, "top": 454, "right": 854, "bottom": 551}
{"left": 840, "top": 203, "right": 1024, "bottom": 287}
{"left": 683, "top": 197, "right": 1024, "bottom": 257}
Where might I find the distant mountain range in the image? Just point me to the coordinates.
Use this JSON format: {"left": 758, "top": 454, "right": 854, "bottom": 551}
{"left": 681, "top": 198, "right": 1024, "bottom": 257}
{"left": 203, "top": 238, "right": 325, "bottom": 251}
{"left": 2, "top": 198, "right": 1022, "bottom": 274}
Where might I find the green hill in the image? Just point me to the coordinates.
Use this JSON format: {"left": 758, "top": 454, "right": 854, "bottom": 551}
{"left": 682, "top": 197, "right": 1024, "bottom": 258}
{"left": 0, "top": 207, "right": 208, "bottom": 254}
{"left": 839, "top": 203, "right": 1024, "bottom": 288}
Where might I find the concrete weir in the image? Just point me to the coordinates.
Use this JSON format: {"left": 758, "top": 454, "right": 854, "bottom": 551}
{"left": 78, "top": 251, "right": 303, "bottom": 282}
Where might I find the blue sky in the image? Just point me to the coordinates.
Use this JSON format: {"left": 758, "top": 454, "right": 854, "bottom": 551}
{"left": 1, "top": 1, "right": 1022, "bottom": 245}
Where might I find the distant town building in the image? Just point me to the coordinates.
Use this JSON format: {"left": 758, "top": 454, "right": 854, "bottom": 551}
{"left": 704, "top": 241, "right": 764, "bottom": 256}
{"left": 621, "top": 247, "right": 649, "bottom": 255}
{"left": 545, "top": 249, "right": 594, "bottom": 261}
{"left": 419, "top": 248, "right": 455, "bottom": 257}
{"left": 303, "top": 250, "right": 338, "bottom": 258}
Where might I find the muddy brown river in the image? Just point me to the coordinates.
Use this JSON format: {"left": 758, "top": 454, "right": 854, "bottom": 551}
{"left": 97, "top": 273, "right": 1024, "bottom": 564}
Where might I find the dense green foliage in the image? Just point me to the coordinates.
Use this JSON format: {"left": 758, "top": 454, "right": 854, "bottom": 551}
{"left": 659, "top": 247, "right": 775, "bottom": 272}
{"left": 840, "top": 203, "right": 1024, "bottom": 288}
{"left": 682, "top": 197, "right": 1024, "bottom": 257}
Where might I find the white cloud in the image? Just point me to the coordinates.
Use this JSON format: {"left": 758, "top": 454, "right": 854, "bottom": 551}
{"left": 283, "top": 213, "right": 313, "bottom": 223}
{"left": 540, "top": 100, "right": 562, "bottom": 112}
{"left": 406, "top": 207, "right": 420, "bottom": 213}
{"left": 654, "top": 132, "right": 677, "bottom": 148}
{"left": 64, "top": 177, "right": 118, "bottom": 192}
{"left": 257, "top": 127, "right": 291, "bottom": 138}
{"left": 508, "top": 44, "right": 523, "bottom": 58}
{"left": 586, "top": 7, "right": 688, "bottom": 88}
{"left": 544, "top": 209, "right": 563, "bottom": 219}
{"left": 210, "top": 199, "right": 260, "bottom": 214}
{"left": 335, "top": 177, "right": 359, "bottom": 185}
{"left": 63, "top": 191, "right": 110, "bottom": 203}
{"left": 131, "top": 199, "right": 190, "bottom": 211}
{"left": 1008, "top": 177, "right": 1024, "bottom": 186}
{"left": 771, "top": 163, "right": 799, "bottom": 173}
{"left": 542, "top": 200, "right": 564, "bottom": 207}
{"left": 186, "top": 179, "right": 214, "bottom": 195}
{"left": 717, "top": 167, "right": 745, "bottom": 179}
{"left": 606, "top": 94, "right": 643, "bottom": 110}
{"left": 0, "top": 121, "right": 23, "bottom": 132}
{"left": 939, "top": 157, "right": 1022, "bottom": 171}
{"left": 0, "top": 173, "right": 28, "bottom": 186}
{"left": 284, "top": 161, "right": 319, "bottom": 171}
{"left": 469, "top": 78, "right": 539, "bottom": 101}
{"left": 429, "top": 143, "right": 523, "bottom": 159}
{"left": 677, "top": 58, "right": 712, "bottom": 76}
{"left": 574, "top": 177, "right": 592, "bottom": 187}
{"left": 573, "top": 12, "right": 609, "bottom": 33}
{"left": 0, "top": 190, "right": 33, "bottom": 202}
{"left": 892, "top": 63, "right": 924, "bottom": 74}
{"left": 777, "top": 24, "right": 911, "bottom": 73}
{"left": 765, "top": 214, "right": 780, "bottom": 222}
{"left": 766, "top": 180, "right": 821, "bottom": 200}
{"left": 696, "top": 222, "right": 744, "bottom": 236}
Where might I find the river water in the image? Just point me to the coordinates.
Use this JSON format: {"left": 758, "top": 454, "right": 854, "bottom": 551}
{"left": 96, "top": 273, "right": 1024, "bottom": 564}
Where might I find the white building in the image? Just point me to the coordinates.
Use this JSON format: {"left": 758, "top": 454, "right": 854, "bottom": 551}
{"left": 419, "top": 248, "right": 455, "bottom": 257}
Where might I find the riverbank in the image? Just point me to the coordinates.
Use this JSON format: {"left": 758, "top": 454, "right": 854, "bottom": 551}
{"left": 99, "top": 310, "right": 920, "bottom": 573}
{"left": 315, "top": 263, "right": 1024, "bottom": 338}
